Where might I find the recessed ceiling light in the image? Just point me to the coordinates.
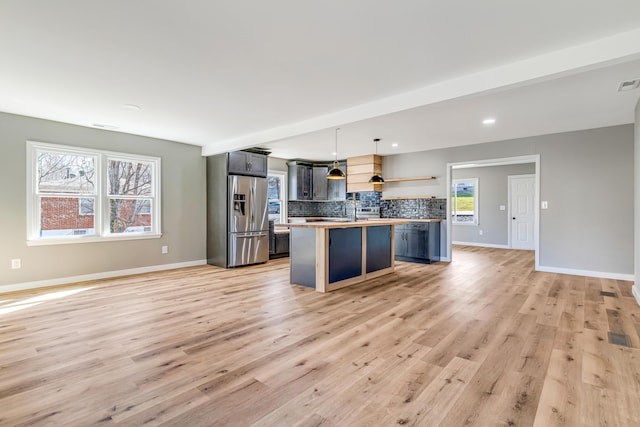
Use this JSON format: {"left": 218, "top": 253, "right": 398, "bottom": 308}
{"left": 482, "top": 118, "right": 496, "bottom": 125}
{"left": 123, "top": 104, "right": 141, "bottom": 111}
{"left": 391, "top": 143, "right": 398, "bottom": 147}
{"left": 93, "top": 123, "right": 118, "bottom": 130}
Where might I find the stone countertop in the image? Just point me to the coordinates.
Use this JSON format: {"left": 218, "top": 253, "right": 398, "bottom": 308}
{"left": 286, "top": 219, "right": 411, "bottom": 229}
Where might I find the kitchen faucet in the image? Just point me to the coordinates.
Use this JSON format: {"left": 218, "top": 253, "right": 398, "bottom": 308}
{"left": 347, "top": 195, "right": 357, "bottom": 221}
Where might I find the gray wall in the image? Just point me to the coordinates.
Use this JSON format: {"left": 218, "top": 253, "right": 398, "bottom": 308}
{"left": 635, "top": 99, "right": 640, "bottom": 301}
{"left": 452, "top": 164, "right": 535, "bottom": 246}
{"left": 384, "top": 124, "right": 634, "bottom": 276}
{"left": 268, "top": 157, "right": 288, "bottom": 172}
{"left": 0, "top": 112, "right": 206, "bottom": 289}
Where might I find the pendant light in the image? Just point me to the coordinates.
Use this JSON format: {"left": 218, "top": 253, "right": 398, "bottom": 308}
{"left": 368, "top": 138, "right": 384, "bottom": 183}
{"left": 327, "top": 128, "right": 346, "bottom": 180}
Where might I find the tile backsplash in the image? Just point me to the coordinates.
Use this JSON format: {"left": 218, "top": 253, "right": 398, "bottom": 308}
{"left": 380, "top": 198, "right": 446, "bottom": 219}
{"left": 347, "top": 191, "right": 382, "bottom": 208}
{"left": 288, "top": 194, "right": 446, "bottom": 220}
{"left": 288, "top": 200, "right": 346, "bottom": 217}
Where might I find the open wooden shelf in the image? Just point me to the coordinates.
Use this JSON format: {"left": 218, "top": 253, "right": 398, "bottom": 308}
{"left": 380, "top": 196, "right": 437, "bottom": 200}
{"left": 384, "top": 176, "right": 436, "bottom": 183}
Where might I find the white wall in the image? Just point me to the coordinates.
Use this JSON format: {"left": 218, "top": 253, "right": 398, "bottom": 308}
{"left": 268, "top": 157, "right": 288, "bottom": 172}
{"left": 384, "top": 125, "right": 634, "bottom": 279}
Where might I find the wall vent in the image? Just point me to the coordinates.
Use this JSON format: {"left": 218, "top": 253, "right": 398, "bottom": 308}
{"left": 607, "top": 332, "right": 631, "bottom": 347}
{"left": 617, "top": 79, "right": 640, "bottom": 92}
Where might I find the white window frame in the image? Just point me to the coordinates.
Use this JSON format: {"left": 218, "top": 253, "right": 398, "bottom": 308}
{"left": 26, "top": 141, "right": 162, "bottom": 245}
{"left": 451, "top": 177, "right": 479, "bottom": 226}
{"left": 267, "top": 170, "right": 287, "bottom": 224}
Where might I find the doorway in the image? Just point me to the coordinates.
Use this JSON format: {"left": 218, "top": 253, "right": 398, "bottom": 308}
{"left": 445, "top": 155, "right": 540, "bottom": 270}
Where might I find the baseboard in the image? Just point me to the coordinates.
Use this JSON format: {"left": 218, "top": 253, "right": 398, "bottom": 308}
{"left": 452, "top": 241, "right": 510, "bottom": 249}
{"left": 536, "top": 265, "right": 634, "bottom": 282}
{"left": 633, "top": 285, "right": 640, "bottom": 306}
{"left": 0, "top": 260, "right": 208, "bottom": 294}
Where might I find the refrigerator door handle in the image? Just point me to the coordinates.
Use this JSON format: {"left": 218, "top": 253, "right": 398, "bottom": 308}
{"left": 250, "top": 182, "right": 255, "bottom": 226}
{"left": 237, "top": 232, "right": 268, "bottom": 238}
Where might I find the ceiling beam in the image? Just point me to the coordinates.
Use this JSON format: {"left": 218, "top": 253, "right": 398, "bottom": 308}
{"left": 202, "top": 27, "right": 640, "bottom": 156}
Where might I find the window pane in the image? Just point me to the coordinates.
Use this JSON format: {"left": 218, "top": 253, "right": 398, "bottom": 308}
{"left": 452, "top": 179, "right": 476, "bottom": 223}
{"left": 79, "top": 198, "right": 95, "bottom": 215}
{"left": 40, "top": 197, "right": 95, "bottom": 237}
{"left": 267, "top": 175, "right": 281, "bottom": 200}
{"left": 108, "top": 159, "right": 153, "bottom": 196}
{"left": 268, "top": 201, "right": 281, "bottom": 223}
{"left": 37, "top": 151, "right": 95, "bottom": 194}
{"left": 109, "top": 199, "right": 153, "bottom": 233}
{"left": 136, "top": 199, "right": 151, "bottom": 214}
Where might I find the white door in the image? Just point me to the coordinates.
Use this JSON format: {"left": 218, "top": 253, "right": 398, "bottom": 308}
{"left": 509, "top": 175, "right": 535, "bottom": 250}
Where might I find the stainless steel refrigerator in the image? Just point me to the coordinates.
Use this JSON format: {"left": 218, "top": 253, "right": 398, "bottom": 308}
{"left": 206, "top": 152, "right": 270, "bottom": 268}
{"left": 227, "top": 175, "right": 269, "bottom": 267}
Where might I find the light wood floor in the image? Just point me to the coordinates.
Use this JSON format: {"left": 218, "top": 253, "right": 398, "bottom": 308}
{"left": 1, "top": 246, "right": 639, "bottom": 426}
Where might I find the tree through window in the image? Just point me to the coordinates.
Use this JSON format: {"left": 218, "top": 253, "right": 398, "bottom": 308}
{"left": 27, "top": 141, "right": 160, "bottom": 242}
{"left": 107, "top": 158, "right": 154, "bottom": 233}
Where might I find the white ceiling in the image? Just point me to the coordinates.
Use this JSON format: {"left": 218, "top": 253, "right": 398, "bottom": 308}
{"left": 1, "top": 1, "right": 640, "bottom": 160}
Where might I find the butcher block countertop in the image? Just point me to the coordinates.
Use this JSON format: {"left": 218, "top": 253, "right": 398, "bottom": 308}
{"left": 286, "top": 218, "right": 442, "bottom": 229}
{"left": 286, "top": 219, "right": 411, "bottom": 229}
{"left": 386, "top": 218, "right": 442, "bottom": 223}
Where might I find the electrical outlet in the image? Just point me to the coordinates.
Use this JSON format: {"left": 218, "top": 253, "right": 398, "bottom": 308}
{"left": 479, "top": 230, "right": 483, "bottom": 236}
{"left": 11, "top": 259, "right": 21, "bottom": 269}
{"left": 499, "top": 205, "right": 506, "bottom": 211}
{"left": 161, "top": 245, "right": 168, "bottom": 254}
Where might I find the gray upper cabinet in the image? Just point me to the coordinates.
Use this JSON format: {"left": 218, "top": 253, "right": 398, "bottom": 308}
{"left": 228, "top": 151, "right": 268, "bottom": 177}
{"left": 312, "top": 166, "right": 328, "bottom": 200}
{"left": 288, "top": 161, "right": 313, "bottom": 200}
{"left": 288, "top": 160, "right": 346, "bottom": 200}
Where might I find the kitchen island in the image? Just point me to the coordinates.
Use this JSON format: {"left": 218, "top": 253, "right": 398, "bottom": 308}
{"left": 287, "top": 219, "right": 410, "bottom": 292}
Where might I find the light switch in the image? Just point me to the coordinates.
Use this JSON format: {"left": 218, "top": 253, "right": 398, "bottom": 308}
{"left": 541, "top": 201, "right": 548, "bottom": 209}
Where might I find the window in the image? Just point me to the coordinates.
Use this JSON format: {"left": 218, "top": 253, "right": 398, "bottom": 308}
{"left": 79, "top": 198, "right": 95, "bottom": 216}
{"left": 107, "top": 157, "right": 154, "bottom": 233}
{"left": 27, "top": 141, "right": 161, "bottom": 244}
{"left": 267, "top": 171, "right": 287, "bottom": 224}
{"left": 451, "top": 178, "right": 478, "bottom": 225}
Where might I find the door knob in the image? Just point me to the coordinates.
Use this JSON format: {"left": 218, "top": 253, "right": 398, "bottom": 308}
{"left": 512, "top": 217, "right": 516, "bottom": 220}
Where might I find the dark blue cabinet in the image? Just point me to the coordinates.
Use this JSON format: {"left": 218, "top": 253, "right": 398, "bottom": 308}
{"left": 328, "top": 228, "right": 362, "bottom": 283}
{"left": 395, "top": 222, "right": 440, "bottom": 263}
{"left": 366, "top": 226, "right": 392, "bottom": 273}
